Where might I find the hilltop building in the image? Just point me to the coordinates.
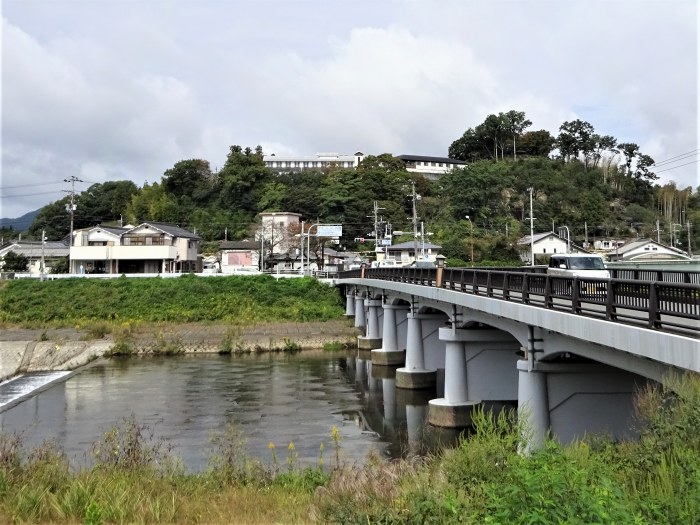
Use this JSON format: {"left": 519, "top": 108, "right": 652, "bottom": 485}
{"left": 263, "top": 151, "right": 467, "bottom": 180}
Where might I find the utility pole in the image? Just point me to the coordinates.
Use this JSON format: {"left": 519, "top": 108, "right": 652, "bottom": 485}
{"left": 410, "top": 182, "right": 420, "bottom": 263}
{"left": 527, "top": 187, "right": 535, "bottom": 266}
{"left": 654, "top": 220, "right": 662, "bottom": 243}
{"left": 299, "top": 221, "right": 305, "bottom": 275}
{"left": 40, "top": 229, "right": 46, "bottom": 282}
{"left": 370, "top": 201, "right": 385, "bottom": 260}
{"left": 687, "top": 220, "right": 692, "bottom": 256}
{"left": 63, "top": 175, "right": 83, "bottom": 274}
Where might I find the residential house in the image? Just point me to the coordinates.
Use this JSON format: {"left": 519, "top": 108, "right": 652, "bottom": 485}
{"left": 384, "top": 241, "right": 442, "bottom": 266}
{"left": 219, "top": 240, "right": 260, "bottom": 273}
{"left": 608, "top": 239, "right": 690, "bottom": 262}
{"left": 0, "top": 239, "right": 70, "bottom": 274}
{"left": 260, "top": 212, "right": 302, "bottom": 255}
{"left": 517, "top": 232, "right": 589, "bottom": 265}
{"left": 70, "top": 222, "right": 200, "bottom": 274}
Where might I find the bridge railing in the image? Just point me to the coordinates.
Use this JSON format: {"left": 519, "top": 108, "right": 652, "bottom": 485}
{"left": 337, "top": 267, "right": 700, "bottom": 336}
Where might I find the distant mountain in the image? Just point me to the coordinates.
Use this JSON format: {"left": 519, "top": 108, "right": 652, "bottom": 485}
{"left": 0, "top": 208, "right": 40, "bottom": 232}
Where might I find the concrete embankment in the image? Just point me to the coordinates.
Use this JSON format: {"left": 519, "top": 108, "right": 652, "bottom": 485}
{"left": 0, "top": 320, "right": 357, "bottom": 381}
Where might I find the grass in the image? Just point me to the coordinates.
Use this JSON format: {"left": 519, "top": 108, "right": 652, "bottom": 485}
{"left": 2, "top": 375, "right": 698, "bottom": 524}
{"left": 0, "top": 275, "right": 345, "bottom": 328}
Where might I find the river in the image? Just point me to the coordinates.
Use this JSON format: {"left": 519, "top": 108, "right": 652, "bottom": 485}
{"left": 0, "top": 352, "right": 462, "bottom": 472}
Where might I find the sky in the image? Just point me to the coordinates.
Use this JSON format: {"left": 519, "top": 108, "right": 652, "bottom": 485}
{"left": 1, "top": 0, "right": 698, "bottom": 219}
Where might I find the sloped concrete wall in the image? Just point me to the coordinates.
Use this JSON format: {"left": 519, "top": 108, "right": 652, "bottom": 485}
{"left": 0, "top": 340, "right": 113, "bottom": 381}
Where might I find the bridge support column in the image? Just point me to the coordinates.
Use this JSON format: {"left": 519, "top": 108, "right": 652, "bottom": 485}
{"left": 396, "top": 312, "right": 441, "bottom": 389}
{"left": 517, "top": 360, "right": 550, "bottom": 453}
{"left": 353, "top": 295, "right": 366, "bottom": 331}
{"left": 358, "top": 299, "right": 383, "bottom": 350}
{"left": 345, "top": 289, "right": 356, "bottom": 317}
{"left": 428, "top": 327, "right": 479, "bottom": 427}
{"left": 372, "top": 304, "right": 405, "bottom": 365}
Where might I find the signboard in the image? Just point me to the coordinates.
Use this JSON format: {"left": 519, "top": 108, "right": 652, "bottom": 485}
{"left": 379, "top": 239, "right": 392, "bottom": 246}
{"left": 316, "top": 224, "right": 343, "bottom": 237}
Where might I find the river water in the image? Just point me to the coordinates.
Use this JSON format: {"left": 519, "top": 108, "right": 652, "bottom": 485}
{"left": 0, "top": 352, "right": 462, "bottom": 472}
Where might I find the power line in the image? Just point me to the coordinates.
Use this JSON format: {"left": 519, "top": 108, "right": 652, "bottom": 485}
{"left": 0, "top": 190, "right": 66, "bottom": 199}
{"left": 651, "top": 152, "right": 699, "bottom": 169}
{"left": 0, "top": 180, "right": 67, "bottom": 190}
{"left": 653, "top": 159, "right": 700, "bottom": 174}
{"left": 651, "top": 148, "right": 700, "bottom": 167}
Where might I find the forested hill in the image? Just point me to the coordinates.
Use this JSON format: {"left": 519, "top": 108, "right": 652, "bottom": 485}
{"left": 16, "top": 113, "right": 700, "bottom": 266}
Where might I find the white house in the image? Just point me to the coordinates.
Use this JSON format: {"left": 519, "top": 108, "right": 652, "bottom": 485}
{"left": 384, "top": 241, "right": 442, "bottom": 265}
{"left": 70, "top": 222, "right": 200, "bottom": 274}
{"left": 0, "top": 240, "right": 70, "bottom": 274}
{"left": 259, "top": 212, "right": 302, "bottom": 256}
{"left": 396, "top": 155, "right": 468, "bottom": 180}
{"left": 517, "top": 232, "right": 589, "bottom": 265}
{"left": 608, "top": 239, "right": 690, "bottom": 262}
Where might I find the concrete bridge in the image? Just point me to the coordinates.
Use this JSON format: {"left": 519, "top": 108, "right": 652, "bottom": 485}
{"left": 336, "top": 266, "right": 699, "bottom": 449}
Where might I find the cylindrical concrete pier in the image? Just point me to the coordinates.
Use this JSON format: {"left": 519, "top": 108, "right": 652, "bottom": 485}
{"left": 396, "top": 312, "right": 441, "bottom": 389}
{"left": 517, "top": 359, "right": 550, "bottom": 452}
{"left": 372, "top": 304, "right": 406, "bottom": 365}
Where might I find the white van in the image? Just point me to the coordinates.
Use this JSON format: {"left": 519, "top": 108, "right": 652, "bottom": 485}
{"left": 547, "top": 254, "right": 610, "bottom": 279}
{"left": 547, "top": 254, "right": 610, "bottom": 293}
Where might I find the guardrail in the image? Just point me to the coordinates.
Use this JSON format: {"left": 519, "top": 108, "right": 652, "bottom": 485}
{"left": 337, "top": 267, "right": 700, "bottom": 336}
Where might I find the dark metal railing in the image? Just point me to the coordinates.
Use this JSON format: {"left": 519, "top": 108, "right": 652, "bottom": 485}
{"left": 336, "top": 267, "right": 700, "bottom": 336}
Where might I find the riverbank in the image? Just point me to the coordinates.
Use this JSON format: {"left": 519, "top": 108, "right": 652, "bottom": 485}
{"left": 0, "top": 320, "right": 358, "bottom": 381}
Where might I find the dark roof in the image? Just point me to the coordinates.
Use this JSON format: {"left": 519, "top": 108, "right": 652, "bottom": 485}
{"left": 397, "top": 155, "right": 468, "bottom": 165}
{"left": 90, "top": 226, "right": 128, "bottom": 236}
{"left": 220, "top": 240, "right": 259, "bottom": 250}
{"left": 125, "top": 222, "right": 200, "bottom": 239}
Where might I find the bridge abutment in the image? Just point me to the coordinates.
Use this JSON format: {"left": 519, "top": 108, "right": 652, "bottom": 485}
{"left": 517, "top": 359, "right": 649, "bottom": 450}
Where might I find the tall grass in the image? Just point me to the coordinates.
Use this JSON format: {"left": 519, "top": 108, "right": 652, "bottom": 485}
{"left": 0, "top": 275, "right": 344, "bottom": 327}
{"left": 2, "top": 374, "right": 698, "bottom": 524}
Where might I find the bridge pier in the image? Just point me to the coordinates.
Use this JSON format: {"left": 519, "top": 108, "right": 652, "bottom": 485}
{"left": 428, "top": 327, "right": 480, "bottom": 427}
{"left": 345, "top": 289, "right": 356, "bottom": 317}
{"left": 358, "top": 299, "right": 383, "bottom": 350}
{"left": 396, "top": 312, "right": 442, "bottom": 389}
{"left": 353, "top": 295, "right": 366, "bottom": 331}
{"left": 517, "top": 360, "right": 550, "bottom": 452}
{"left": 372, "top": 304, "right": 406, "bottom": 365}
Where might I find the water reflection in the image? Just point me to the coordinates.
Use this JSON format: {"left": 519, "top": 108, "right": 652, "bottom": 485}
{"left": 0, "top": 352, "right": 463, "bottom": 472}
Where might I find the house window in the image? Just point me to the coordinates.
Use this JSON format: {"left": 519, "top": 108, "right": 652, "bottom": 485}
{"left": 543, "top": 248, "right": 547, "bottom": 253}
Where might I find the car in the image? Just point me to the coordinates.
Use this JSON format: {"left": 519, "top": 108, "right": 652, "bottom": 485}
{"left": 547, "top": 254, "right": 610, "bottom": 294}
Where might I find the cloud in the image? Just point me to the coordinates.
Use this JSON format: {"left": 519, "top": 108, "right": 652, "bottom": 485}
{"left": 1, "top": 0, "right": 697, "bottom": 220}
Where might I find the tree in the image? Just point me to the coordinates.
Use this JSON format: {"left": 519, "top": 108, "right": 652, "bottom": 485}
{"left": 76, "top": 180, "right": 138, "bottom": 224}
{"left": 518, "top": 130, "right": 555, "bottom": 157}
{"left": 449, "top": 128, "right": 489, "bottom": 162}
{"left": 557, "top": 119, "right": 595, "bottom": 165}
{"left": 503, "top": 110, "right": 532, "bottom": 160}
{"left": 1, "top": 250, "right": 28, "bottom": 271}
{"left": 162, "top": 159, "right": 215, "bottom": 203}
{"left": 50, "top": 256, "right": 70, "bottom": 274}
{"left": 356, "top": 153, "right": 407, "bottom": 174}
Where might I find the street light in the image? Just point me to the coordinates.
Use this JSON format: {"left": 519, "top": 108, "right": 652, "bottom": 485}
{"left": 465, "top": 216, "right": 474, "bottom": 265}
